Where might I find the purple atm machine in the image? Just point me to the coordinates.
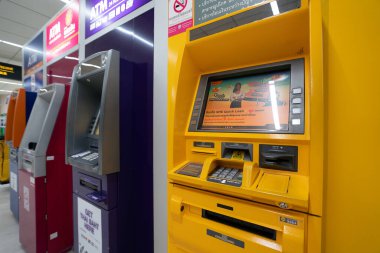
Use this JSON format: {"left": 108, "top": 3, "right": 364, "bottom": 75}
{"left": 66, "top": 50, "right": 119, "bottom": 253}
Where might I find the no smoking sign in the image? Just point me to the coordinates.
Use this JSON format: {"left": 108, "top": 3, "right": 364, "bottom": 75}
{"left": 168, "top": 0, "right": 193, "bottom": 37}
{"left": 174, "top": 0, "right": 187, "bottom": 13}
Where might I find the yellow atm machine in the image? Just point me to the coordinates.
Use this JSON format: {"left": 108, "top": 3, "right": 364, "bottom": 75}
{"left": 168, "top": 0, "right": 323, "bottom": 252}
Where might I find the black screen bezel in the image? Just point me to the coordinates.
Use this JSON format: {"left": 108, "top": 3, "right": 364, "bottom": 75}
{"left": 188, "top": 58, "right": 305, "bottom": 134}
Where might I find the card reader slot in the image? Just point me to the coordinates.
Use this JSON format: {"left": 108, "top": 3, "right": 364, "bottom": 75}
{"left": 23, "top": 159, "right": 33, "bottom": 168}
{"left": 80, "top": 178, "right": 100, "bottom": 192}
{"left": 202, "top": 209, "right": 276, "bottom": 240}
{"left": 261, "top": 153, "right": 295, "bottom": 171}
{"left": 259, "top": 145, "right": 298, "bottom": 172}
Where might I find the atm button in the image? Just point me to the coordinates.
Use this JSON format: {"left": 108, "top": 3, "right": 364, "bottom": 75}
{"left": 292, "top": 108, "right": 301, "bottom": 114}
{"left": 194, "top": 105, "right": 200, "bottom": 110}
{"left": 292, "top": 98, "right": 302, "bottom": 104}
{"left": 292, "top": 88, "right": 302, "bottom": 94}
{"left": 196, "top": 98, "right": 201, "bottom": 102}
{"left": 191, "top": 120, "right": 197, "bottom": 125}
{"left": 192, "top": 112, "right": 199, "bottom": 117}
{"left": 292, "top": 119, "right": 301, "bottom": 125}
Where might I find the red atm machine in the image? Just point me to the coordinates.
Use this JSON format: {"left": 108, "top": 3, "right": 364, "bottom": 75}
{"left": 18, "top": 84, "right": 73, "bottom": 253}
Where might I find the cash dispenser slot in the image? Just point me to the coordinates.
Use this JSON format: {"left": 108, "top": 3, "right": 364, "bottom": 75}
{"left": 222, "top": 142, "right": 253, "bottom": 161}
{"left": 22, "top": 158, "right": 33, "bottom": 172}
{"left": 259, "top": 145, "right": 298, "bottom": 171}
{"left": 202, "top": 209, "right": 276, "bottom": 240}
{"left": 78, "top": 173, "right": 107, "bottom": 203}
{"left": 28, "top": 142, "right": 37, "bottom": 151}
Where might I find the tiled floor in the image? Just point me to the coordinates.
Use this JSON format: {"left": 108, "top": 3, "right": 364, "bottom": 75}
{"left": 0, "top": 184, "right": 74, "bottom": 253}
{"left": 0, "top": 184, "right": 24, "bottom": 253}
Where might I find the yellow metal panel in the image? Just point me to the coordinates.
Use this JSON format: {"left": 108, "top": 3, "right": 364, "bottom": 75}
{"left": 168, "top": 0, "right": 324, "bottom": 252}
{"left": 257, "top": 173, "right": 290, "bottom": 194}
{"left": 170, "top": 185, "right": 306, "bottom": 253}
{"left": 0, "top": 140, "right": 10, "bottom": 183}
{"left": 322, "top": 0, "right": 380, "bottom": 252}
{"left": 308, "top": 0, "right": 325, "bottom": 217}
{"left": 307, "top": 215, "right": 321, "bottom": 253}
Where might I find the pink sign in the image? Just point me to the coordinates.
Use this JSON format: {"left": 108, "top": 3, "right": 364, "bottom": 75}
{"left": 168, "top": 0, "right": 193, "bottom": 37}
{"left": 46, "top": 0, "right": 79, "bottom": 62}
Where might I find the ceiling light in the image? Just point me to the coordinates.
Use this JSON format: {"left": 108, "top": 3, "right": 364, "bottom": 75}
{"left": 0, "top": 80, "right": 22, "bottom": 86}
{"left": 47, "top": 74, "right": 72, "bottom": 79}
{"left": 0, "top": 40, "right": 43, "bottom": 54}
{"left": 0, "top": 90, "right": 12, "bottom": 93}
{"left": 270, "top": 1, "right": 280, "bottom": 16}
{"left": 60, "top": 0, "right": 72, "bottom": 4}
{"left": 81, "top": 63, "right": 101, "bottom": 69}
{"left": 116, "top": 27, "right": 154, "bottom": 47}
{"left": 0, "top": 40, "right": 23, "bottom": 48}
{"left": 64, "top": 56, "right": 79, "bottom": 61}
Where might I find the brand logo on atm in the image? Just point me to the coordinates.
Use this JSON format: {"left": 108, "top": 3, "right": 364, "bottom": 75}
{"left": 280, "top": 216, "right": 298, "bottom": 226}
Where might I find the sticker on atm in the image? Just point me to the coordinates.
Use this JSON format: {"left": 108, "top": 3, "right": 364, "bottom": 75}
{"left": 280, "top": 216, "right": 298, "bottom": 226}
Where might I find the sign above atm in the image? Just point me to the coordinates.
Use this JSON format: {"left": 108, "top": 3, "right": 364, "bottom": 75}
{"left": 46, "top": 0, "right": 79, "bottom": 62}
{"left": 0, "top": 62, "right": 21, "bottom": 81}
{"left": 85, "top": 0, "right": 151, "bottom": 38}
{"left": 194, "top": 0, "right": 266, "bottom": 25}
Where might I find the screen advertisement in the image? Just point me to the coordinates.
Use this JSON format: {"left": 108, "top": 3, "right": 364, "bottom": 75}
{"left": 23, "top": 33, "right": 43, "bottom": 76}
{"left": 86, "top": 0, "right": 151, "bottom": 38}
{"left": 46, "top": 0, "right": 79, "bottom": 62}
{"left": 200, "top": 70, "right": 291, "bottom": 132}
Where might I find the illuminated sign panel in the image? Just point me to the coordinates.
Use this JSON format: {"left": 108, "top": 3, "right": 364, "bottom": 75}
{"left": 23, "top": 33, "right": 43, "bottom": 76}
{"left": 46, "top": 0, "right": 79, "bottom": 62}
{"left": 85, "top": 0, "right": 151, "bottom": 38}
{"left": 0, "top": 62, "right": 22, "bottom": 81}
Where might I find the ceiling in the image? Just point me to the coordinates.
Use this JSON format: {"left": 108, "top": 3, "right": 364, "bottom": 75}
{"left": 0, "top": 0, "right": 65, "bottom": 93}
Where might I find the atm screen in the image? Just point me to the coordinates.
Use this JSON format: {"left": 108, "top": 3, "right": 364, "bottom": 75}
{"left": 200, "top": 70, "right": 291, "bottom": 132}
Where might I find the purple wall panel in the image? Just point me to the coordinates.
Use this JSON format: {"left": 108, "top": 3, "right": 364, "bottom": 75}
{"left": 85, "top": 9, "right": 154, "bottom": 253}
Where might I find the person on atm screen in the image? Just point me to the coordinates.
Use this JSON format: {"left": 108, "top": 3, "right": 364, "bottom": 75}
{"left": 230, "top": 82, "right": 245, "bottom": 108}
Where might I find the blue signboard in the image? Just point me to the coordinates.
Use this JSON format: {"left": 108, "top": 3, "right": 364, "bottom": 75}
{"left": 23, "top": 33, "right": 43, "bottom": 76}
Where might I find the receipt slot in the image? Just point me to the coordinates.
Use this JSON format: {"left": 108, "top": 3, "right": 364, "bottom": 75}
{"left": 5, "top": 88, "right": 36, "bottom": 220}
{"left": 18, "top": 84, "right": 72, "bottom": 253}
{"left": 66, "top": 50, "right": 119, "bottom": 253}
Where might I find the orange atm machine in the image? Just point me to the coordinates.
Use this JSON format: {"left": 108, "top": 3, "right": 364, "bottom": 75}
{"left": 168, "top": 0, "right": 323, "bottom": 252}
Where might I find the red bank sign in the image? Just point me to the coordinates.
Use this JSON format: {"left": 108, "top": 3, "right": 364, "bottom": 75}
{"left": 46, "top": 0, "right": 79, "bottom": 62}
